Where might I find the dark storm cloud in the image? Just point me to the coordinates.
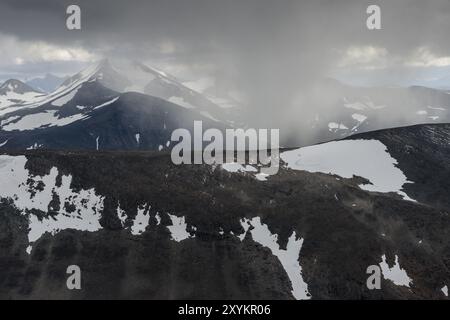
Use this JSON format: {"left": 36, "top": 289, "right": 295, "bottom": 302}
{"left": 2, "top": 0, "right": 450, "bottom": 56}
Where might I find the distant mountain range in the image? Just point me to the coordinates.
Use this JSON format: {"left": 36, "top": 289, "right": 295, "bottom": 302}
{"left": 25, "top": 74, "right": 68, "bottom": 93}
{"left": 302, "top": 79, "right": 450, "bottom": 145}
{"left": 0, "top": 59, "right": 449, "bottom": 151}
{"left": 0, "top": 79, "right": 46, "bottom": 110}
{"left": 0, "top": 60, "right": 234, "bottom": 151}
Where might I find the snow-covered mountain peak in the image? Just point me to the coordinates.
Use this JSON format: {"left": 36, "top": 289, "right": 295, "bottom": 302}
{"left": 57, "top": 59, "right": 130, "bottom": 93}
{"left": 0, "top": 79, "right": 42, "bottom": 95}
{"left": 0, "top": 79, "right": 47, "bottom": 113}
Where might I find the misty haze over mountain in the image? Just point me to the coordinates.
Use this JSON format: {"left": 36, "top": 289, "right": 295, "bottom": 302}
{"left": 1, "top": 0, "right": 450, "bottom": 144}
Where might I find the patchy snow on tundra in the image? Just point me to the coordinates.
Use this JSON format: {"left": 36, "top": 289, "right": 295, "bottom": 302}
{"left": 0, "top": 155, "right": 104, "bottom": 252}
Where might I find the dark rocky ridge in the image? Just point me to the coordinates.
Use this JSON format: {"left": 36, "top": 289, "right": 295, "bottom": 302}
{"left": 347, "top": 123, "right": 450, "bottom": 210}
{"left": 0, "top": 124, "right": 449, "bottom": 299}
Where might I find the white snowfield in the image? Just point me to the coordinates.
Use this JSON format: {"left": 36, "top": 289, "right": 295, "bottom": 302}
{"left": 0, "top": 81, "right": 46, "bottom": 113}
{"left": 238, "top": 217, "right": 311, "bottom": 300}
{"left": 0, "top": 155, "right": 104, "bottom": 253}
{"left": 221, "top": 139, "right": 414, "bottom": 201}
{"left": 0, "top": 155, "right": 200, "bottom": 252}
{"left": 280, "top": 139, "right": 415, "bottom": 201}
{"left": 0, "top": 90, "right": 46, "bottom": 111}
{"left": 379, "top": 254, "right": 413, "bottom": 287}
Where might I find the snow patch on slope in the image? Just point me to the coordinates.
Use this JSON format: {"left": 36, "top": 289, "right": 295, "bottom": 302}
{"left": 0, "top": 89, "right": 46, "bottom": 112}
{"left": 238, "top": 217, "right": 310, "bottom": 300}
{"left": 0, "top": 155, "right": 104, "bottom": 253}
{"left": 130, "top": 206, "right": 149, "bottom": 235}
{"left": 280, "top": 139, "right": 414, "bottom": 201}
{"left": 51, "top": 88, "right": 78, "bottom": 106}
{"left": 167, "top": 214, "right": 194, "bottom": 242}
{"left": 1, "top": 110, "right": 87, "bottom": 131}
{"left": 379, "top": 254, "right": 413, "bottom": 287}
{"left": 222, "top": 163, "right": 257, "bottom": 173}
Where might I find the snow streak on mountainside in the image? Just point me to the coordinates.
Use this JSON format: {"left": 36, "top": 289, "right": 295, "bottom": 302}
{"left": 239, "top": 217, "right": 311, "bottom": 300}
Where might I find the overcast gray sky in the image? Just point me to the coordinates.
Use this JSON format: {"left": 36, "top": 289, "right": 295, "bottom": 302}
{"left": 1, "top": 1, "right": 450, "bottom": 95}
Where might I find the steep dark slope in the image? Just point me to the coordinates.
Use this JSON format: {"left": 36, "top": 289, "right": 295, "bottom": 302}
{"left": 347, "top": 123, "right": 450, "bottom": 210}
